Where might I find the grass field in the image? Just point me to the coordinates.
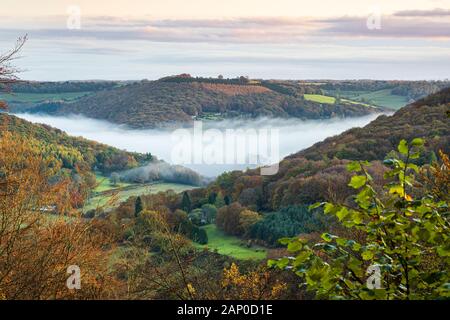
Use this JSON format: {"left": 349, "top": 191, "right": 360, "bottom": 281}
{"left": 330, "top": 89, "right": 409, "bottom": 110}
{"left": 194, "top": 224, "right": 267, "bottom": 260}
{"left": 0, "top": 91, "right": 92, "bottom": 103}
{"left": 84, "top": 174, "right": 197, "bottom": 212}
{"left": 94, "top": 173, "right": 132, "bottom": 192}
{"left": 304, "top": 94, "right": 336, "bottom": 104}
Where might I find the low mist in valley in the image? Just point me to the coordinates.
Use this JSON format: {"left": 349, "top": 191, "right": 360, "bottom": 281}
{"left": 14, "top": 113, "right": 383, "bottom": 177}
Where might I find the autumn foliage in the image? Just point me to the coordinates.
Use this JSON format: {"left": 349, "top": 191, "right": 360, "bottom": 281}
{"left": 0, "top": 131, "right": 117, "bottom": 299}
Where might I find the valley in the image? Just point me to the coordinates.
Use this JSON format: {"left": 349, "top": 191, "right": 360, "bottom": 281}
{"left": 1, "top": 0, "right": 449, "bottom": 303}
{"left": 1, "top": 76, "right": 449, "bottom": 300}
{"left": 84, "top": 173, "right": 197, "bottom": 212}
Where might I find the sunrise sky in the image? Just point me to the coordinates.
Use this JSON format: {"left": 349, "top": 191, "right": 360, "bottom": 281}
{"left": 1, "top": 0, "right": 449, "bottom": 80}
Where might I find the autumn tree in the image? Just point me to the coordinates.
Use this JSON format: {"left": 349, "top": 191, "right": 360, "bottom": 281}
{"left": 0, "top": 131, "right": 117, "bottom": 299}
{"left": 237, "top": 209, "right": 261, "bottom": 236}
{"left": 221, "top": 263, "right": 287, "bottom": 300}
{"left": 118, "top": 210, "right": 198, "bottom": 299}
{"left": 216, "top": 202, "right": 243, "bottom": 235}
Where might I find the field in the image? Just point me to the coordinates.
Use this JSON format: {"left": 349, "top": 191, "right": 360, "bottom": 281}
{"left": 194, "top": 224, "right": 267, "bottom": 260}
{"left": 94, "top": 173, "right": 132, "bottom": 192}
{"left": 195, "top": 112, "right": 225, "bottom": 121}
{"left": 0, "top": 91, "right": 93, "bottom": 103}
{"left": 84, "top": 174, "right": 197, "bottom": 211}
{"left": 329, "top": 89, "right": 410, "bottom": 110}
{"left": 304, "top": 94, "right": 336, "bottom": 104}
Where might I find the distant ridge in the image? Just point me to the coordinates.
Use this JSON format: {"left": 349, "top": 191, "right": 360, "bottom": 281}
{"left": 26, "top": 76, "right": 380, "bottom": 129}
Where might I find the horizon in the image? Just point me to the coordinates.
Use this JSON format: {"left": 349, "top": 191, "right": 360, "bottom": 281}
{"left": 8, "top": 75, "right": 450, "bottom": 83}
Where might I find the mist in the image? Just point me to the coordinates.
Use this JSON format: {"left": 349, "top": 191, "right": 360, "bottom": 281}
{"left": 119, "top": 162, "right": 204, "bottom": 186}
{"left": 14, "top": 113, "right": 383, "bottom": 177}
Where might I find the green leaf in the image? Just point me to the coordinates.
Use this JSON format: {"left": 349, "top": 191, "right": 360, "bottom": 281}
{"left": 347, "top": 161, "right": 361, "bottom": 172}
{"left": 309, "top": 202, "right": 324, "bottom": 210}
{"left": 398, "top": 139, "right": 408, "bottom": 155}
{"left": 336, "top": 238, "right": 347, "bottom": 247}
{"left": 362, "top": 250, "right": 374, "bottom": 260}
{"left": 336, "top": 207, "right": 349, "bottom": 221}
{"left": 293, "top": 251, "right": 311, "bottom": 267}
{"left": 267, "top": 259, "right": 277, "bottom": 268}
{"left": 348, "top": 175, "right": 366, "bottom": 189}
{"left": 323, "top": 203, "right": 335, "bottom": 214}
{"left": 389, "top": 185, "right": 404, "bottom": 197}
{"left": 277, "top": 257, "right": 290, "bottom": 269}
{"left": 321, "top": 233, "right": 336, "bottom": 242}
{"left": 287, "top": 240, "right": 302, "bottom": 252}
{"left": 351, "top": 242, "right": 362, "bottom": 251}
{"left": 278, "top": 237, "right": 292, "bottom": 245}
{"left": 411, "top": 138, "right": 424, "bottom": 147}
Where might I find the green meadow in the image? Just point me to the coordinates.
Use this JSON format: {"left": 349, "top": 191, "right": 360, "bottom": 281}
{"left": 84, "top": 174, "right": 197, "bottom": 212}
{"left": 304, "top": 94, "right": 336, "bottom": 104}
{"left": 330, "top": 89, "right": 410, "bottom": 110}
{"left": 194, "top": 224, "right": 267, "bottom": 260}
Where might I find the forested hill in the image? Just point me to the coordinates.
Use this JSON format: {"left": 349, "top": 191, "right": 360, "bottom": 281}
{"left": 0, "top": 113, "right": 151, "bottom": 174}
{"left": 203, "top": 88, "right": 450, "bottom": 212}
{"left": 27, "top": 77, "right": 380, "bottom": 128}
{"left": 294, "top": 87, "right": 450, "bottom": 162}
{"left": 0, "top": 113, "right": 204, "bottom": 186}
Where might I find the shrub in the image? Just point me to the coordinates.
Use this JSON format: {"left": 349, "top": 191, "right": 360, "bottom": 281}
{"left": 271, "top": 139, "right": 450, "bottom": 299}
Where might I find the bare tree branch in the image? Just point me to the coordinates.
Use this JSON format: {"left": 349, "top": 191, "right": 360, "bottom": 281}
{"left": 0, "top": 35, "right": 27, "bottom": 110}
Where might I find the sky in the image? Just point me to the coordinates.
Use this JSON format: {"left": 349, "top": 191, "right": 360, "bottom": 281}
{"left": 1, "top": 0, "right": 449, "bottom": 80}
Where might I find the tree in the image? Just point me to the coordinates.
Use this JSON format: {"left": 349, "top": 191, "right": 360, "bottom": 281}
{"left": 201, "top": 204, "right": 218, "bottom": 224}
{"left": 181, "top": 191, "right": 192, "bottom": 212}
{"left": 216, "top": 202, "right": 243, "bottom": 236}
{"left": 207, "top": 191, "right": 217, "bottom": 204}
{"left": 110, "top": 172, "right": 120, "bottom": 186}
{"left": 0, "top": 131, "right": 116, "bottom": 299}
{"left": 249, "top": 205, "right": 325, "bottom": 246}
{"left": 214, "top": 191, "right": 226, "bottom": 208}
{"left": 135, "top": 196, "right": 144, "bottom": 217}
{"left": 188, "top": 208, "right": 204, "bottom": 226}
{"left": 238, "top": 209, "right": 261, "bottom": 236}
{"left": 191, "top": 226, "right": 208, "bottom": 245}
{"left": 125, "top": 210, "right": 197, "bottom": 299}
{"left": 222, "top": 263, "right": 287, "bottom": 300}
{"left": 270, "top": 139, "right": 449, "bottom": 299}
{"left": 0, "top": 35, "right": 27, "bottom": 111}
{"left": 224, "top": 195, "right": 232, "bottom": 206}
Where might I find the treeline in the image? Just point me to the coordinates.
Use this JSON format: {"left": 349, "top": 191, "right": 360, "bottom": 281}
{"left": 9, "top": 81, "right": 119, "bottom": 93}
{"left": 320, "top": 80, "right": 450, "bottom": 101}
{"left": 159, "top": 74, "right": 254, "bottom": 85}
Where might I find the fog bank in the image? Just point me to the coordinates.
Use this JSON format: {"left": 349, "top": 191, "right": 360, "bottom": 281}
{"left": 14, "top": 113, "right": 383, "bottom": 177}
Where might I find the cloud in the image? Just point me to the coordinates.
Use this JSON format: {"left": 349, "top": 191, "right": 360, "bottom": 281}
{"left": 319, "top": 15, "right": 450, "bottom": 39}
{"left": 393, "top": 8, "right": 450, "bottom": 17}
{"left": 2, "top": 12, "right": 450, "bottom": 45}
